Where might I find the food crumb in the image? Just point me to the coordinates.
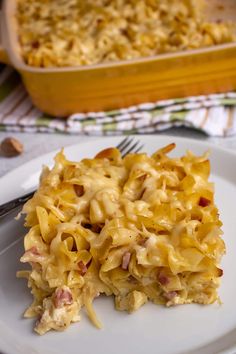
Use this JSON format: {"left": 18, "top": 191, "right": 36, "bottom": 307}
{"left": 0, "top": 137, "right": 24, "bottom": 157}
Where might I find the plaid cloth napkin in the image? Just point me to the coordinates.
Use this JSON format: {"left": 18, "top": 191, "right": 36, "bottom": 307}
{"left": 0, "top": 64, "right": 236, "bottom": 137}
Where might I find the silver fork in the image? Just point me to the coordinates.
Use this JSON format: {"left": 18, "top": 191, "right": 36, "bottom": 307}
{"left": 117, "top": 136, "right": 144, "bottom": 157}
{"left": 0, "top": 137, "right": 143, "bottom": 219}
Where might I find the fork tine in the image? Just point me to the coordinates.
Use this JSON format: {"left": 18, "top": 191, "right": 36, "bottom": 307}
{"left": 133, "top": 144, "right": 144, "bottom": 154}
{"left": 118, "top": 137, "right": 133, "bottom": 154}
{"left": 121, "top": 140, "right": 140, "bottom": 157}
{"left": 116, "top": 136, "right": 143, "bottom": 157}
{"left": 116, "top": 136, "right": 130, "bottom": 150}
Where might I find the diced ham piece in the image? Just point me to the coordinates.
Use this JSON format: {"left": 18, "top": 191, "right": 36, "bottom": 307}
{"left": 26, "top": 246, "right": 40, "bottom": 256}
{"left": 54, "top": 287, "right": 73, "bottom": 308}
{"left": 21, "top": 247, "right": 42, "bottom": 263}
{"left": 199, "top": 197, "right": 211, "bottom": 207}
{"left": 163, "top": 291, "right": 177, "bottom": 300}
{"left": 138, "top": 237, "right": 148, "bottom": 246}
{"left": 137, "top": 174, "right": 147, "bottom": 182}
{"left": 78, "top": 261, "right": 88, "bottom": 276}
{"left": 91, "top": 224, "right": 102, "bottom": 233}
{"left": 122, "top": 252, "right": 131, "bottom": 270}
{"left": 158, "top": 273, "right": 170, "bottom": 286}
{"left": 31, "top": 41, "right": 39, "bottom": 49}
{"left": 74, "top": 184, "right": 84, "bottom": 197}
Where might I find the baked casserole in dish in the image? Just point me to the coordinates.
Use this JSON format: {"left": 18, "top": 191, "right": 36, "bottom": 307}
{"left": 0, "top": 0, "right": 236, "bottom": 115}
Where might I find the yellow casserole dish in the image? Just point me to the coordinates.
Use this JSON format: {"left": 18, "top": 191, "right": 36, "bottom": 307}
{"left": 1, "top": 0, "right": 236, "bottom": 117}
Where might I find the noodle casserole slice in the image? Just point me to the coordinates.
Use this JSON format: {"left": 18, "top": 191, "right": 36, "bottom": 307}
{"left": 17, "top": 143, "right": 225, "bottom": 334}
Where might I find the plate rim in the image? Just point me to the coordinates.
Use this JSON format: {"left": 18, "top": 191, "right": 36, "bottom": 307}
{"left": 1, "top": 134, "right": 236, "bottom": 354}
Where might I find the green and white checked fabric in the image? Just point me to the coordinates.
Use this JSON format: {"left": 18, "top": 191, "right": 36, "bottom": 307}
{"left": 0, "top": 64, "right": 236, "bottom": 137}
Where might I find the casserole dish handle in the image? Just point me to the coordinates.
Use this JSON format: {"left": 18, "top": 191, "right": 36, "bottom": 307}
{"left": 0, "top": 10, "right": 10, "bottom": 64}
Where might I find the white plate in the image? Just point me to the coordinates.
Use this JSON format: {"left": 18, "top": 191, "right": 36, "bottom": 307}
{"left": 1, "top": 135, "right": 236, "bottom": 354}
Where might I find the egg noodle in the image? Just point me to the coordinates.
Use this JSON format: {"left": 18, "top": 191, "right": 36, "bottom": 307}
{"left": 17, "top": 143, "right": 225, "bottom": 335}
